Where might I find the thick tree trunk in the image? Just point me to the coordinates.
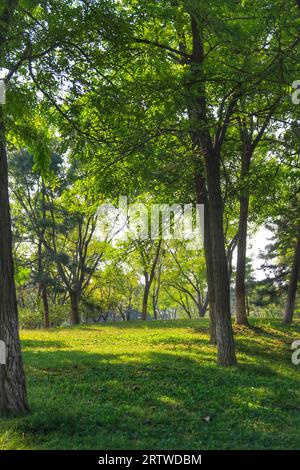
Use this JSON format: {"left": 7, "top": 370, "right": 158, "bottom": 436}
{"left": 205, "top": 152, "right": 236, "bottom": 365}
{"left": 70, "top": 291, "right": 80, "bottom": 325}
{"left": 0, "top": 107, "right": 28, "bottom": 415}
{"left": 283, "top": 230, "right": 300, "bottom": 324}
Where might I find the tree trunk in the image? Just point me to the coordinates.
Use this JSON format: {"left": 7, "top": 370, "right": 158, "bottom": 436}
{"left": 205, "top": 152, "right": 236, "bottom": 365}
{"left": 70, "top": 291, "right": 80, "bottom": 325}
{"left": 187, "top": 13, "right": 236, "bottom": 364}
{"left": 152, "top": 273, "right": 160, "bottom": 320}
{"left": 227, "top": 234, "right": 238, "bottom": 290}
{"left": 0, "top": 106, "right": 29, "bottom": 415}
{"left": 193, "top": 134, "right": 216, "bottom": 344}
{"left": 152, "top": 292, "right": 158, "bottom": 320}
{"left": 141, "top": 240, "right": 161, "bottom": 321}
{"left": 38, "top": 225, "right": 50, "bottom": 329}
{"left": 127, "top": 293, "right": 132, "bottom": 321}
{"left": 235, "top": 144, "right": 251, "bottom": 326}
{"left": 141, "top": 281, "right": 150, "bottom": 321}
{"left": 235, "top": 193, "right": 250, "bottom": 326}
{"left": 283, "top": 230, "right": 300, "bottom": 324}
{"left": 41, "top": 286, "right": 50, "bottom": 329}
{"left": 204, "top": 218, "right": 217, "bottom": 345}
{"left": 198, "top": 291, "right": 208, "bottom": 317}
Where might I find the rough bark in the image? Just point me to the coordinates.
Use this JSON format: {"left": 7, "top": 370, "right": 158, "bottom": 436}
{"left": 205, "top": 151, "right": 236, "bottom": 364}
{"left": 283, "top": 230, "right": 300, "bottom": 324}
{"left": 70, "top": 291, "right": 80, "bottom": 325}
{"left": 0, "top": 106, "right": 28, "bottom": 415}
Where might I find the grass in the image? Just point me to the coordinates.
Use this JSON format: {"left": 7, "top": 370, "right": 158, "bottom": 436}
{"left": 1, "top": 318, "right": 300, "bottom": 450}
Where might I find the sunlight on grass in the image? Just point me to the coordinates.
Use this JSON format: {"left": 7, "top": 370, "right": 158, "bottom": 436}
{"left": 1, "top": 318, "right": 300, "bottom": 450}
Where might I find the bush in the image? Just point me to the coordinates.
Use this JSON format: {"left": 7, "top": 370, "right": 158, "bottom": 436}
{"left": 250, "top": 304, "right": 282, "bottom": 319}
{"left": 19, "top": 304, "right": 70, "bottom": 329}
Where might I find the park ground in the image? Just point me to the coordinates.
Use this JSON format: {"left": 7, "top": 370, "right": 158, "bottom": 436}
{"left": 0, "top": 318, "right": 300, "bottom": 450}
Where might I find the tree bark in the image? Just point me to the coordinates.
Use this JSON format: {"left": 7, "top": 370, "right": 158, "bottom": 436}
{"left": 141, "top": 239, "right": 162, "bottom": 321}
{"left": 151, "top": 265, "right": 161, "bottom": 320}
{"left": 205, "top": 151, "right": 236, "bottom": 365}
{"left": 38, "top": 205, "right": 50, "bottom": 329}
{"left": 41, "top": 286, "right": 50, "bottom": 329}
{"left": 235, "top": 139, "right": 251, "bottom": 326}
{"left": 152, "top": 291, "right": 158, "bottom": 320}
{"left": 0, "top": 106, "right": 28, "bottom": 414}
{"left": 141, "top": 281, "right": 150, "bottom": 321}
{"left": 198, "top": 291, "right": 208, "bottom": 317}
{"left": 235, "top": 192, "right": 250, "bottom": 325}
{"left": 187, "top": 15, "right": 235, "bottom": 362}
{"left": 227, "top": 234, "right": 238, "bottom": 290}
{"left": 283, "top": 230, "right": 300, "bottom": 324}
{"left": 194, "top": 165, "right": 217, "bottom": 344}
{"left": 70, "top": 291, "right": 80, "bottom": 325}
{"left": 126, "top": 291, "right": 132, "bottom": 321}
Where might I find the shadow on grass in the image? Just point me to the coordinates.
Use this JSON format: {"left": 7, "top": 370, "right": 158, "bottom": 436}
{"left": 22, "top": 339, "right": 66, "bottom": 350}
{"left": 78, "top": 319, "right": 210, "bottom": 331}
{"left": 5, "top": 335, "right": 298, "bottom": 450}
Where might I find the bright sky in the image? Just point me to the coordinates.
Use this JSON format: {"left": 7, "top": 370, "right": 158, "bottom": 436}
{"left": 248, "top": 226, "right": 274, "bottom": 280}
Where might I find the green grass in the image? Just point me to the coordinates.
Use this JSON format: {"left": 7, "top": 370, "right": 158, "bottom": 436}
{"left": 1, "top": 318, "right": 300, "bottom": 450}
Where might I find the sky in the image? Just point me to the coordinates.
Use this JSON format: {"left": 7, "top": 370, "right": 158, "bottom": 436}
{"left": 248, "top": 226, "right": 274, "bottom": 280}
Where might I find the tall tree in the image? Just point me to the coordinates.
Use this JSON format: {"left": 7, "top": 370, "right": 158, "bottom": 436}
{"left": 235, "top": 100, "right": 280, "bottom": 326}
{"left": 0, "top": 0, "right": 28, "bottom": 415}
{"left": 283, "top": 229, "right": 300, "bottom": 323}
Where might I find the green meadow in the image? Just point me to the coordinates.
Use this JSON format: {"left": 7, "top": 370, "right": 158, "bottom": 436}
{"left": 1, "top": 319, "right": 299, "bottom": 450}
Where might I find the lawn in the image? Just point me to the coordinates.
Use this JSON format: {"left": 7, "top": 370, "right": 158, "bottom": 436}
{"left": 1, "top": 318, "right": 300, "bottom": 450}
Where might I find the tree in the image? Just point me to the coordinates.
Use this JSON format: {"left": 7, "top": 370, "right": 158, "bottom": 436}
{"left": 283, "top": 229, "right": 300, "bottom": 323}
{"left": 235, "top": 99, "right": 281, "bottom": 326}
{"left": 163, "top": 242, "right": 208, "bottom": 318}
{"left": 132, "top": 238, "right": 162, "bottom": 320}
{"left": 10, "top": 149, "right": 61, "bottom": 328}
{"left": 12, "top": 155, "right": 106, "bottom": 325}
{"left": 0, "top": 0, "right": 28, "bottom": 415}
